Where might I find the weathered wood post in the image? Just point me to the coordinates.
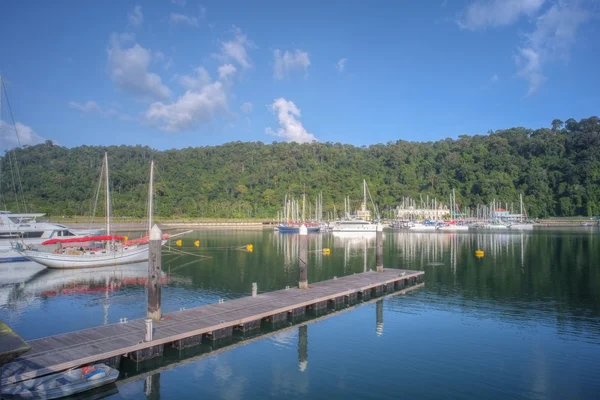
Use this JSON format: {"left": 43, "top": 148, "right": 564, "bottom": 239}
{"left": 299, "top": 224, "right": 308, "bottom": 289}
{"left": 252, "top": 282, "right": 257, "bottom": 297}
{"left": 376, "top": 222, "right": 384, "bottom": 272}
{"left": 298, "top": 325, "right": 308, "bottom": 372}
{"left": 148, "top": 224, "right": 162, "bottom": 321}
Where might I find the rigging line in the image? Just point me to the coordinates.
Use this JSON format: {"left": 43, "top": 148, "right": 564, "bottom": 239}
{"left": 2, "top": 80, "right": 28, "bottom": 213}
{"left": 366, "top": 182, "right": 380, "bottom": 220}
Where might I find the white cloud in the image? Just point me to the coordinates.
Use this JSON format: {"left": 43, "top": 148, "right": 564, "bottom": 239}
{"left": 68, "top": 100, "right": 132, "bottom": 120}
{"left": 68, "top": 100, "right": 101, "bottom": 113}
{"left": 0, "top": 121, "right": 46, "bottom": 150}
{"left": 178, "top": 67, "right": 212, "bottom": 90}
{"left": 491, "top": 73, "right": 499, "bottom": 82}
{"left": 265, "top": 98, "right": 316, "bottom": 143}
{"left": 107, "top": 33, "right": 171, "bottom": 101}
{"left": 336, "top": 57, "right": 347, "bottom": 72}
{"left": 146, "top": 82, "right": 228, "bottom": 132}
{"left": 171, "top": 0, "right": 186, "bottom": 6}
{"left": 218, "top": 64, "right": 237, "bottom": 80}
{"left": 515, "top": 1, "right": 589, "bottom": 94}
{"left": 216, "top": 26, "right": 254, "bottom": 69}
{"left": 169, "top": 13, "right": 199, "bottom": 27}
{"left": 273, "top": 49, "right": 311, "bottom": 79}
{"left": 241, "top": 102, "right": 253, "bottom": 114}
{"left": 458, "top": 0, "right": 545, "bottom": 30}
{"left": 128, "top": 5, "right": 144, "bottom": 27}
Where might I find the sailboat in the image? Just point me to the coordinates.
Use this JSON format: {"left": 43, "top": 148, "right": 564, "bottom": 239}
{"left": 16, "top": 154, "right": 157, "bottom": 269}
{"left": 509, "top": 193, "right": 534, "bottom": 230}
{"left": 438, "top": 189, "right": 469, "bottom": 231}
{"left": 330, "top": 180, "right": 378, "bottom": 232}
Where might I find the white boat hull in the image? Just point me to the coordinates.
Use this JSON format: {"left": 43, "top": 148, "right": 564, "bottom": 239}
{"left": 438, "top": 225, "right": 470, "bottom": 231}
{"left": 509, "top": 223, "right": 534, "bottom": 230}
{"left": 1, "top": 363, "right": 119, "bottom": 399}
{"left": 331, "top": 226, "right": 377, "bottom": 232}
{"left": 18, "top": 246, "right": 149, "bottom": 269}
{"left": 408, "top": 225, "right": 437, "bottom": 231}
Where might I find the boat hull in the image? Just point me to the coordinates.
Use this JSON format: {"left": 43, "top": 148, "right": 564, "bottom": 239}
{"left": 18, "top": 246, "right": 149, "bottom": 269}
{"left": 509, "top": 223, "right": 534, "bottom": 230}
{"left": 331, "top": 225, "right": 377, "bottom": 232}
{"left": 437, "top": 226, "right": 470, "bottom": 231}
{"left": 277, "top": 226, "right": 320, "bottom": 233}
{"left": 408, "top": 225, "right": 438, "bottom": 231}
{"left": 1, "top": 363, "right": 119, "bottom": 399}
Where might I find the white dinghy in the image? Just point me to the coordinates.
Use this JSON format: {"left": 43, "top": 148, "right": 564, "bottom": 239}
{"left": 1, "top": 363, "right": 119, "bottom": 399}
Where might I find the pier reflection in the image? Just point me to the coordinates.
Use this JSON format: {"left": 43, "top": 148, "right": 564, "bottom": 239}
{"left": 144, "top": 373, "right": 160, "bottom": 400}
{"left": 298, "top": 325, "right": 308, "bottom": 372}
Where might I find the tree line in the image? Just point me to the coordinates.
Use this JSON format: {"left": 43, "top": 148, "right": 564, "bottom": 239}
{"left": 1, "top": 116, "right": 598, "bottom": 219}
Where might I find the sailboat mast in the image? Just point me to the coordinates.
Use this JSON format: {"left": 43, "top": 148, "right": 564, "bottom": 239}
{"left": 148, "top": 160, "right": 154, "bottom": 234}
{"left": 520, "top": 193, "right": 523, "bottom": 222}
{"left": 302, "top": 192, "right": 306, "bottom": 222}
{"left": 363, "top": 179, "right": 367, "bottom": 211}
{"left": 104, "top": 153, "right": 110, "bottom": 236}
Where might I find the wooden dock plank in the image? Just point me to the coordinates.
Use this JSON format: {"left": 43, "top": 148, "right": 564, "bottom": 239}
{"left": 1, "top": 268, "right": 423, "bottom": 386}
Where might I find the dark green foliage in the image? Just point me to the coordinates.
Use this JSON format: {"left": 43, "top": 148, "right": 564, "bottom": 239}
{"left": 1, "top": 117, "right": 599, "bottom": 218}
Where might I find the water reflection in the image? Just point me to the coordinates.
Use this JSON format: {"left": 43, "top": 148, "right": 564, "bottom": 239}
{"left": 0, "top": 263, "right": 170, "bottom": 312}
{"left": 144, "top": 373, "right": 160, "bottom": 400}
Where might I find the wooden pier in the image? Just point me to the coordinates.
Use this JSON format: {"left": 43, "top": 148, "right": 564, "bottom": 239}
{"left": 1, "top": 268, "right": 424, "bottom": 386}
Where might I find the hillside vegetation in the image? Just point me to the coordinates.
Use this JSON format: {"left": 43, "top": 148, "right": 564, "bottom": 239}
{"left": 1, "top": 117, "right": 598, "bottom": 219}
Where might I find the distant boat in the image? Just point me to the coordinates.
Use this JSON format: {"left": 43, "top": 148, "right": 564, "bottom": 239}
{"left": 1, "top": 363, "right": 119, "bottom": 399}
{"left": 276, "top": 223, "right": 320, "bottom": 233}
{"left": 408, "top": 221, "right": 439, "bottom": 231}
{"left": 331, "top": 180, "right": 378, "bottom": 232}
{"left": 330, "top": 218, "right": 377, "bottom": 232}
{"left": 0, "top": 212, "right": 98, "bottom": 263}
{"left": 508, "top": 194, "right": 534, "bottom": 230}
{"left": 437, "top": 223, "right": 469, "bottom": 231}
{"left": 17, "top": 154, "right": 159, "bottom": 269}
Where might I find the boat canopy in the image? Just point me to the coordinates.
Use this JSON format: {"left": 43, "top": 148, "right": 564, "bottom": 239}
{"left": 41, "top": 235, "right": 125, "bottom": 245}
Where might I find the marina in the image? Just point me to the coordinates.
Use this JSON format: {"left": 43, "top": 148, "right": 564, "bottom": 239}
{"left": 1, "top": 228, "right": 599, "bottom": 399}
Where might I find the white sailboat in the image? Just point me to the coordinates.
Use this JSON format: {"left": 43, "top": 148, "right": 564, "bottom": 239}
{"left": 509, "top": 193, "right": 534, "bottom": 230}
{"left": 438, "top": 189, "right": 469, "bottom": 231}
{"left": 16, "top": 154, "right": 156, "bottom": 269}
{"left": 330, "top": 180, "right": 377, "bottom": 232}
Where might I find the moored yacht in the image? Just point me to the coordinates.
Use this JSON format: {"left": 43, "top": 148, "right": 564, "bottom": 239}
{"left": 0, "top": 212, "right": 92, "bottom": 263}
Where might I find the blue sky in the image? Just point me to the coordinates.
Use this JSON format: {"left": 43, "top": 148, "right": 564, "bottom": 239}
{"left": 1, "top": 0, "right": 598, "bottom": 151}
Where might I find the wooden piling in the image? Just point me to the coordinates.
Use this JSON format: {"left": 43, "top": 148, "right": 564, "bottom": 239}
{"left": 376, "top": 223, "right": 384, "bottom": 272}
{"left": 148, "top": 224, "right": 162, "bottom": 322}
{"left": 299, "top": 224, "right": 308, "bottom": 289}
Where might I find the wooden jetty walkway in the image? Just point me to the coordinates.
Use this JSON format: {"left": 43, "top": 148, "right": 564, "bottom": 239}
{"left": 1, "top": 268, "right": 424, "bottom": 386}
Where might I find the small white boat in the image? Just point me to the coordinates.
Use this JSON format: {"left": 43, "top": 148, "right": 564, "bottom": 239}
{"left": 437, "top": 224, "right": 469, "bottom": 231}
{"left": 1, "top": 363, "right": 119, "bottom": 399}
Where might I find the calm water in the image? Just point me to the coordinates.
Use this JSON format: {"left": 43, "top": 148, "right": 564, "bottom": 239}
{"left": 1, "top": 228, "right": 600, "bottom": 399}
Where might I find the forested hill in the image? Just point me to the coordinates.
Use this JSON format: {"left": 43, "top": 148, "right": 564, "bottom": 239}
{"left": 1, "top": 117, "right": 599, "bottom": 219}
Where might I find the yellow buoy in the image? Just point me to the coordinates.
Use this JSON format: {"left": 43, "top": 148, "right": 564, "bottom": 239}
{"left": 246, "top": 244, "right": 253, "bottom": 252}
{"left": 123, "top": 236, "right": 128, "bottom": 242}
{"left": 194, "top": 240, "right": 200, "bottom": 247}
{"left": 176, "top": 239, "right": 182, "bottom": 247}
{"left": 475, "top": 249, "right": 484, "bottom": 258}
{"left": 322, "top": 248, "right": 331, "bottom": 255}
